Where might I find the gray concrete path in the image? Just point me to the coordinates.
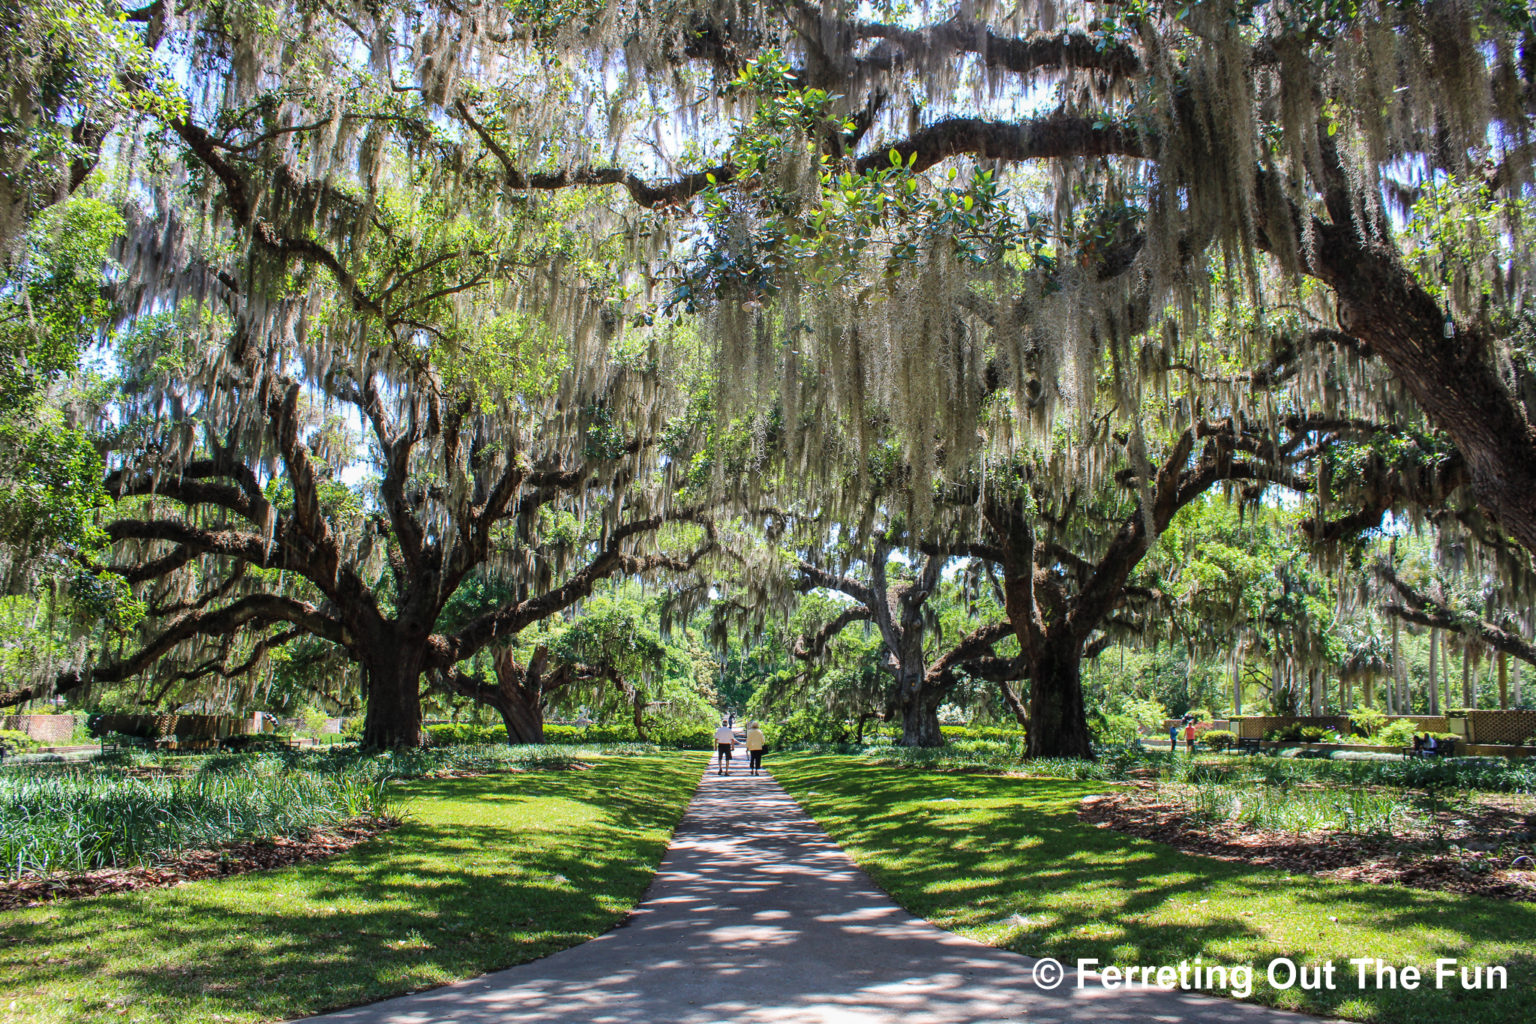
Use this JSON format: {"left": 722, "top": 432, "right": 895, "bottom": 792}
{"left": 304, "top": 766, "right": 1320, "bottom": 1023}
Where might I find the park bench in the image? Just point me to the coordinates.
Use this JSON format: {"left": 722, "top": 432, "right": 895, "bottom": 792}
{"left": 1236, "top": 737, "right": 1262, "bottom": 755}
{"left": 102, "top": 734, "right": 153, "bottom": 754}
{"left": 1406, "top": 738, "right": 1458, "bottom": 759}
{"left": 220, "top": 734, "right": 298, "bottom": 753}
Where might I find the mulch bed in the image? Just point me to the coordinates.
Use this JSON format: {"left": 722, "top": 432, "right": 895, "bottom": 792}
{"left": 0, "top": 817, "right": 398, "bottom": 911}
{"left": 1079, "top": 788, "right": 1536, "bottom": 901}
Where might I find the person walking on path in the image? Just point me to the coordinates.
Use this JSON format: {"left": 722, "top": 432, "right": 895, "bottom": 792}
{"left": 745, "top": 722, "right": 766, "bottom": 776}
{"left": 1168, "top": 722, "right": 1179, "bottom": 751}
{"left": 1184, "top": 719, "right": 1198, "bottom": 755}
{"left": 713, "top": 720, "right": 736, "bottom": 775}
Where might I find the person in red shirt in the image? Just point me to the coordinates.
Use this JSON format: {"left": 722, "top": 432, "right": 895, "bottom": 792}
{"left": 1184, "top": 721, "right": 1198, "bottom": 754}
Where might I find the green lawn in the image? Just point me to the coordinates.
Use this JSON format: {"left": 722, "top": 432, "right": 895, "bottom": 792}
{"left": 772, "top": 753, "right": 1536, "bottom": 1023}
{"left": 0, "top": 751, "right": 704, "bottom": 1024}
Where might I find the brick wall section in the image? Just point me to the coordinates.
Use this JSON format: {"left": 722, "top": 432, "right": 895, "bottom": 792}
{"left": 0, "top": 714, "right": 76, "bottom": 744}
{"left": 1229, "top": 715, "right": 1448, "bottom": 739}
{"left": 90, "top": 714, "right": 245, "bottom": 740}
{"left": 1229, "top": 713, "right": 1535, "bottom": 741}
{"left": 1231, "top": 715, "right": 1353, "bottom": 739}
{"left": 1156, "top": 719, "right": 1232, "bottom": 734}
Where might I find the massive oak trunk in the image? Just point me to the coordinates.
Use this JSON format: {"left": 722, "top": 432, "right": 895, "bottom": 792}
{"left": 1024, "top": 639, "right": 1093, "bottom": 759}
{"left": 360, "top": 643, "right": 425, "bottom": 748}
{"left": 489, "top": 648, "right": 549, "bottom": 744}
{"left": 496, "top": 684, "right": 545, "bottom": 744}
{"left": 895, "top": 673, "right": 946, "bottom": 747}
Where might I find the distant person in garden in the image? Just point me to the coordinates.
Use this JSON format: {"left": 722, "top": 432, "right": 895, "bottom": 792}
{"left": 1184, "top": 720, "right": 1197, "bottom": 754}
{"left": 1168, "top": 722, "right": 1179, "bottom": 750}
{"left": 745, "top": 722, "right": 766, "bottom": 776}
{"left": 714, "top": 720, "right": 736, "bottom": 775}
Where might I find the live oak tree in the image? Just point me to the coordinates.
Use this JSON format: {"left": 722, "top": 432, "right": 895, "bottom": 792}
{"left": 21, "top": 313, "right": 711, "bottom": 747}
{"left": 1373, "top": 542, "right": 1536, "bottom": 708}
{"left": 919, "top": 408, "right": 1331, "bottom": 757}
{"left": 433, "top": 582, "right": 713, "bottom": 743}
{"left": 0, "top": 0, "right": 737, "bottom": 743}
{"left": 776, "top": 538, "right": 1017, "bottom": 747}
{"left": 2, "top": 144, "right": 714, "bottom": 745}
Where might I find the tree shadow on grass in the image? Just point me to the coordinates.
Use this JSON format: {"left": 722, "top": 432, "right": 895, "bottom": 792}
{"left": 774, "top": 757, "right": 1536, "bottom": 1024}
{"left": 0, "top": 753, "right": 706, "bottom": 1023}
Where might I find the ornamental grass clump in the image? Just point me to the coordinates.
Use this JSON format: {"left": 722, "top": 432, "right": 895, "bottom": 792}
{"left": 1183, "top": 781, "right": 1414, "bottom": 835}
{"left": 0, "top": 765, "right": 396, "bottom": 880}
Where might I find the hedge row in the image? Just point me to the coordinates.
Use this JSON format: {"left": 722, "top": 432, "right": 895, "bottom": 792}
{"left": 423, "top": 721, "right": 716, "bottom": 749}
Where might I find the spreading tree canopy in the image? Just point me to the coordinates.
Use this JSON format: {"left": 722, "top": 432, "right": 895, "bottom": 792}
{"left": 4, "top": 0, "right": 1534, "bottom": 751}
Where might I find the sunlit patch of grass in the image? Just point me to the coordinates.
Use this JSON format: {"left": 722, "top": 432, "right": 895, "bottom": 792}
{"left": 0, "top": 752, "right": 705, "bottom": 1024}
{"left": 773, "top": 753, "right": 1536, "bottom": 1024}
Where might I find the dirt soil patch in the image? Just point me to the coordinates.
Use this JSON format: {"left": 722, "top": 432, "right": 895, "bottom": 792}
{"left": 1080, "top": 788, "right": 1536, "bottom": 902}
{"left": 0, "top": 817, "right": 398, "bottom": 911}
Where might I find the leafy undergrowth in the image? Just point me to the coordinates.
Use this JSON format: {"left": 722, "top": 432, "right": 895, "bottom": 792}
{"left": 792, "top": 741, "right": 1536, "bottom": 793}
{"left": 85, "top": 741, "right": 614, "bottom": 778}
{"left": 0, "top": 751, "right": 705, "bottom": 1024}
{"left": 772, "top": 753, "right": 1536, "bottom": 1024}
{"left": 0, "top": 766, "right": 397, "bottom": 879}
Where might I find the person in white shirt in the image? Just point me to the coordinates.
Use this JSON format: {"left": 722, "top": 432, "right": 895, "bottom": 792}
{"left": 713, "top": 721, "right": 736, "bottom": 775}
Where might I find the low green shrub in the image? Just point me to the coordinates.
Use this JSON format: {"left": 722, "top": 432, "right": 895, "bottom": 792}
{"left": 828, "top": 737, "right": 1536, "bottom": 793}
{"left": 1089, "top": 710, "right": 1140, "bottom": 746}
{"left": 1367, "top": 720, "right": 1459, "bottom": 749}
{"left": 67, "top": 713, "right": 96, "bottom": 745}
{"left": 542, "top": 723, "right": 629, "bottom": 744}
{"left": 861, "top": 741, "right": 1023, "bottom": 771}
{"left": 545, "top": 722, "right": 715, "bottom": 749}
{"left": 1201, "top": 729, "right": 1238, "bottom": 751}
{"left": 1373, "top": 719, "right": 1418, "bottom": 747}
{"left": 0, "top": 730, "right": 39, "bottom": 753}
{"left": 938, "top": 724, "right": 1027, "bottom": 742}
{"left": 425, "top": 722, "right": 508, "bottom": 746}
{"left": 1349, "top": 707, "right": 1388, "bottom": 737}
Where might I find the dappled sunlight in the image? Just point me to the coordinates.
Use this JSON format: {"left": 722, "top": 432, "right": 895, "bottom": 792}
{"left": 301, "top": 762, "right": 1312, "bottom": 1024}
{"left": 0, "top": 754, "right": 706, "bottom": 1024}
{"left": 770, "top": 755, "right": 1536, "bottom": 1024}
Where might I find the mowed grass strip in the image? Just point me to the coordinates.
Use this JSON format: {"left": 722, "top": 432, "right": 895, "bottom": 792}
{"left": 771, "top": 754, "right": 1536, "bottom": 1024}
{"left": 0, "top": 751, "right": 705, "bottom": 1024}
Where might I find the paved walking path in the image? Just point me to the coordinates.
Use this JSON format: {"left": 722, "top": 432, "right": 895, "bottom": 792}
{"left": 305, "top": 766, "right": 1319, "bottom": 1023}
